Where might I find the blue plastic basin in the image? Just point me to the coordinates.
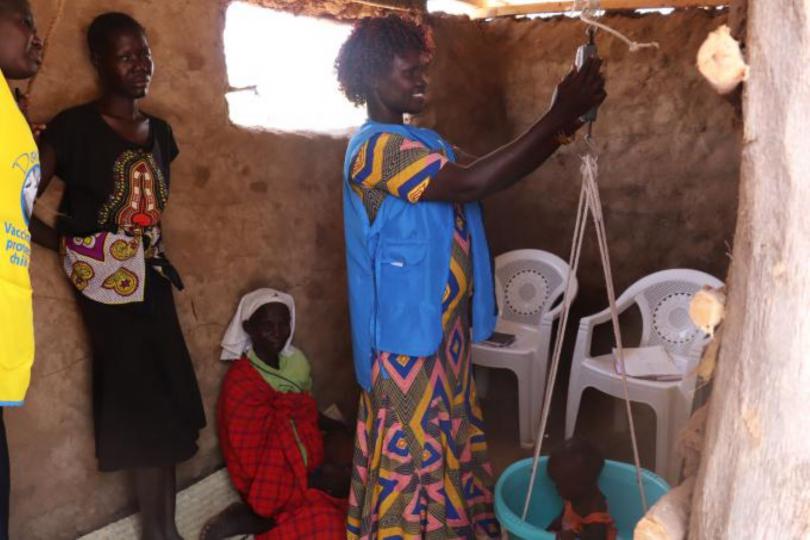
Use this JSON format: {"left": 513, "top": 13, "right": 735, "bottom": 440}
{"left": 495, "top": 457, "right": 670, "bottom": 539}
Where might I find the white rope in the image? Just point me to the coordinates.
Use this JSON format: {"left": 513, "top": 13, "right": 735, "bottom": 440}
{"left": 521, "top": 169, "right": 589, "bottom": 519}
{"left": 520, "top": 139, "right": 649, "bottom": 520}
{"left": 582, "top": 149, "right": 649, "bottom": 512}
{"left": 579, "top": 12, "right": 660, "bottom": 52}
{"left": 518, "top": 0, "right": 658, "bottom": 521}
{"left": 573, "top": 0, "right": 660, "bottom": 52}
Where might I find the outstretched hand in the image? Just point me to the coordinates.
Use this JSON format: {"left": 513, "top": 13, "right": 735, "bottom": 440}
{"left": 549, "top": 56, "right": 607, "bottom": 132}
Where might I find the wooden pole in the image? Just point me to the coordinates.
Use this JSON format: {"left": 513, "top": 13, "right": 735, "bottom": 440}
{"left": 474, "top": 0, "right": 728, "bottom": 19}
{"left": 635, "top": 478, "right": 695, "bottom": 540}
{"left": 348, "top": 0, "right": 415, "bottom": 11}
{"left": 688, "top": 0, "right": 810, "bottom": 537}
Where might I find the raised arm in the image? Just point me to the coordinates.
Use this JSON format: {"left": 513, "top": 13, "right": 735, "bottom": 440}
{"left": 422, "top": 57, "right": 605, "bottom": 203}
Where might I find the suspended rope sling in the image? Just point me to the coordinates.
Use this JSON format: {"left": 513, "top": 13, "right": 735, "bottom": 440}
{"left": 521, "top": 0, "right": 660, "bottom": 520}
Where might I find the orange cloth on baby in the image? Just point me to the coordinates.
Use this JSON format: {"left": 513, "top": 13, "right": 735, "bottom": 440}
{"left": 561, "top": 500, "right": 617, "bottom": 540}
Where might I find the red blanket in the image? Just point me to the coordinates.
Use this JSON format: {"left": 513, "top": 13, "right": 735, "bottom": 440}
{"left": 218, "top": 357, "right": 347, "bottom": 539}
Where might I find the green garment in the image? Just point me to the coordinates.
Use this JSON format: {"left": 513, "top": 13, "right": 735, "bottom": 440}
{"left": 247, "top": 347, "right": 313, "bottom": 393}
{"left": 247, "top": 347, "right": 313, "bottom": 464}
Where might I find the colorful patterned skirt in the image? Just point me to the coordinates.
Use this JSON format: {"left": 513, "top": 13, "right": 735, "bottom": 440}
{"left": 346, "top": 310, "right": 501, "bottom": 539}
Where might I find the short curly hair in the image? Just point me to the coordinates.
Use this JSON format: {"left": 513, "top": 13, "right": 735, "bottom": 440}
{"left": 335, "top": 15, "right": 432, "bottom": 107}
{"left": 87, "top": 12, "right": 145, "bottom": 57}
{"left": 548, "top": 438, "right": 605, "bottom": 484}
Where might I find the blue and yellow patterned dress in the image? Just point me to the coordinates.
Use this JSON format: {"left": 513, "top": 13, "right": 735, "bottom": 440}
{"left": 346, "top": 132, "right": 500, "bottom": 539}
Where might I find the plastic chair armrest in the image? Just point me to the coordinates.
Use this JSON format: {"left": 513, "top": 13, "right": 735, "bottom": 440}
{"left": 577, "top": 291, "right": 637, "bottom": 330}
{"left": 571, "top": 319, "right": 595, "bottom": 366}
{"left": 542, "top": 303, "right": 564, "bottom": 324}
{"left": 542, "top": 279, "right": 579, "bottom": 324}
{"left": 573, "top": 297, "right": 634, "bottom": 362}
{"left": 577, "top": 306, "right": 613, "bottom": 329}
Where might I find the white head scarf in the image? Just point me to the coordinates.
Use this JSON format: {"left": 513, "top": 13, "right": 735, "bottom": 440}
{"left": 220, "top": 288, "right": 296, "bottom": 360}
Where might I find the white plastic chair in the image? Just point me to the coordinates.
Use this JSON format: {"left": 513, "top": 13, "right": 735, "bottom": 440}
{"left": 565, "top": 269, "right": 723, "bottom": 483}
{"left": 472, "top": 249, "right": 578, "bottom": 448}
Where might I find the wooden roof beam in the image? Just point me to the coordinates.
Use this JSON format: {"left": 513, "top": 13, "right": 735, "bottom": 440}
{"left": 476, "top": 0, "right": 728, "bottom": 19}
{"left": 452, "top": 0, "right": 490, "bottom": 8}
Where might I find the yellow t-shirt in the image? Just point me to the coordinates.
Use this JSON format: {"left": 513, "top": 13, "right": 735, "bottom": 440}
{"left": 0, "top": 71, "right": 38, "bottom": 405}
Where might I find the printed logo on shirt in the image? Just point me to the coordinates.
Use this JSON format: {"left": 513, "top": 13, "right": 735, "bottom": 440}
{"left": 13, "top": 150, "right": 40, "bottom": 224}
{"left": 3, "top": 220, "right": 31, "bottom": 268}
{"left": 3, "top": 151, "right": 38, "bottom": 269}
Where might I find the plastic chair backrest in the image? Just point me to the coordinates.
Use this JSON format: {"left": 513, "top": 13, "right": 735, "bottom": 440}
{"left": 625, "top": 269, "right": 724, "bottom": 357}
{"left": 494, "top": 250, "right": 571, "bottom": 327}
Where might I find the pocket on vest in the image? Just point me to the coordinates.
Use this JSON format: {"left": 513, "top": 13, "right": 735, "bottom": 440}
{"left": 376, "top": 239, "right": 441, "bottom": 355}
{"left": 378, "top": 239, "right": 428, "bottom": 298}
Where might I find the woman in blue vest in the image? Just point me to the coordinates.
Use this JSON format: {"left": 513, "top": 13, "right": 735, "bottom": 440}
{"left": 336, "top": 15, "right": 605, "bottom": 539}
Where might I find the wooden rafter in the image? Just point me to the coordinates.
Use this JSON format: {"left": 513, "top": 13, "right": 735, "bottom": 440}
{"left": 456, "top": 0, "right": 489, "bottom": 8}
{"left": 348, "top": 0, "right": 426, "bottom": 10}
{"left": 463, "top": 0, "right": 728, "bottom": 19}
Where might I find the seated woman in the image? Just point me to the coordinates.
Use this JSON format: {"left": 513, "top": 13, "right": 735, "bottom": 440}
{"left": 547, "top": 438, "right": 617, "bottom": 540}
{"left": 202, "top": 288, "right": 351, "bottom": 540}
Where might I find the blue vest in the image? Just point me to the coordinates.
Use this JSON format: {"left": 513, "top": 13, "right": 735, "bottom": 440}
{"left": 343, "top": 121, "right": 496, "bottom": 391}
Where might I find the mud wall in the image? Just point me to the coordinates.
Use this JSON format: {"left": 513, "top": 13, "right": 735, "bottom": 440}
{"left": 6, "top": 2, "right": 739, "bottom": 538}
{"left": 424, "top": 11, "right": 739, "bottom": 310}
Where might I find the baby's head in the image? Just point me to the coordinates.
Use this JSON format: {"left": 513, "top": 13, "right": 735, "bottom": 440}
{"left": 547, "top": 438, "right": 604, "bottom": 501}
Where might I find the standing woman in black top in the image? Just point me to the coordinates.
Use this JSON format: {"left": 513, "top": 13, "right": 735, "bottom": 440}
{"left": 35, "top": 13, "right": 205, "bottom": 540}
